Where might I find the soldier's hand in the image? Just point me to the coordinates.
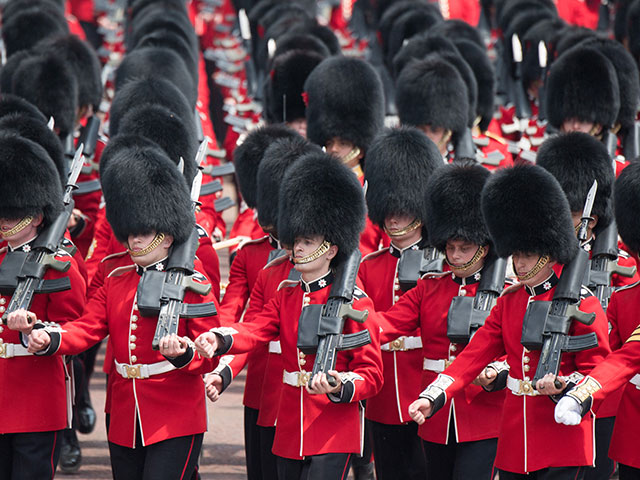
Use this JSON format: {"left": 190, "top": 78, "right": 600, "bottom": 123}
{"left": 535, "top": 373, "right": 566, "bottom": 395}
{"left": 306, "top": 370, "right": 342, "bottom": 395}
{"left": 408, "top": 398, "right": 433, "bottom": 425}
{"left": 472, "top": 365, "right": 498, "bottom": 387}
{"left": 6, "top": 308, "right": 37, "bottom": 334}
{"left": 159, "top": 334, "right": 189, "bottom": 358}
{"left": 195, "top": 332, "right": 218, "bottom": 358}
{"left": 554, "top": 396, "right": 582, "bottom": 426}
{"left": 28, "top": 329, "right": 51, "bottom": 353}
{"left": 204, "top": 373, "right": 224, "bottom": 402}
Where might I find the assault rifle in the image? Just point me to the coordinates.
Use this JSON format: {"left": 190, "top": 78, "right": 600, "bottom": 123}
{"left": 396, "top": 245, "right": 444, "bottom": 291}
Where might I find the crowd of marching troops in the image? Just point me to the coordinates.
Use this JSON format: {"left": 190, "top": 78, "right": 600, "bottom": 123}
{"left": 5, "top": 0, "right": 640, "bottom": 479}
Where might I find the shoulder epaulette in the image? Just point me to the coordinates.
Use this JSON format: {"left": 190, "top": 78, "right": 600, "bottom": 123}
{"left": 192, "top": 270, "right": 209, "bottom": 284}
{"left": 237, "top": 235, "right": 268, "bottom": 250}
{"left": 0, "top": 246, "right": 7, "bottom": 254}
{"left": 615, "top": 280, "right": 640, "bottom": 293}
{"left": 264, "top": 253, "right": 290, "bottom": 270}
{"left": 196, "top": 224, "right": 209, "bottom": 239}
{"left": 618, "top": 249, "right": 631, "bottom": 259}
{"left": 353, "top": 286, "right": 367, "bottom": 300}
{"left": 361, "top": 247, "right": 389, "bottom": 263}
{"left": 107, "top": 265, "right": 136, "bottom": 278}
{"left": 277, "top": 279, "right": 300, "bottom": 291}
{"left": 100, "top": 250, "right": 128, "bottom": 263}
{"left": 420, "top": 271, "right": 449, "bottom": 280}
{"left": 580, "top": 285, "right": 595, "bottom": 299}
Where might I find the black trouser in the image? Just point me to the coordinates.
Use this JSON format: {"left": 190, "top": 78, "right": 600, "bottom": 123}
{"left": 277, "top": 453, "right": 353, "bottom": 480}
{"left": 422, "top": 423, "right": 497, "bottom": 480}
{"left": 245, "top": 406, "right": 263, "bottom": 480}
{"left": 108, "top": 432, "right": 203, "bottom": 480}
{"left": 370, "top": 420, "right": 427, "bottom": 480}
{"left": 619, "top": 464, "right": 640, "bottom": 479}
{"left": 500, "top": 466, "right": 586, "bottom": 480}
{"left": 584, "top": 417, "right": 616, "bottom": 480}
{"left": 0, "top": 430, "right": 62, "bottom": 479}
{"left": 258, "top": 425, "right": 278, "bottom": 480}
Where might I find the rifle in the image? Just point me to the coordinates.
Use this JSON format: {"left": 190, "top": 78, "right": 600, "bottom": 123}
{"left": 135, "top": 142, "right": 218, "bottom": 350}
{"left": 585, "top": 221, "right": 636, "bottom": 311}
{"left": 537, "top": 41, "right": 548, "bottom": 122}
{"left": 603, "top": 129, "right": 618, "bottom": 159}
{"left": 454, "top": 127, "right": 477, "bottom": 163}
{"left": 396, "top": 245, "right": 444, "bottom": 291}
{"left": 447, "top": 256, "right": 508, "bottom": 343}
{"left": 77, "top": 116, "right": 100, "bottom": 167}
{"left": 297, "top": 250, "right": 371, "bottom": 387}
{"left": 597, "top": 0, "right": 610, "bottom": 32}
{"left": 0, "top": 145, "right": 85, "bottom": 324}
{"left": 622, "top": 122, "right": 640, "bottom": 161}
{"left": 238, "top": 9, "right": 258, "bottom": 99}
{"left": 520, "top": 180, "right": 599, "bottom": 387}
{"left": 511, "top": 34, "right": 532, "bottom": 132}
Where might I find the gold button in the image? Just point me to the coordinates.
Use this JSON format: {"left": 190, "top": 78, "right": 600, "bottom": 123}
{"left": 524, "top": 365, "right": 530, "bottom": 372}
{"left": 449, "top": 355, "right": 456, "bottom": 361}
{"left": 524, "top": 376, "right": 530, "bottom": 381}
{"left": 394, "top": 295, "right": 399, "bottom": 302}
{"left": 131, "top": 355, "right": 137, "bottom": 363}
{"left": 0, "top": 298, "right": 5, "bottom": 305}
{"left": 130, "top": 335, "right": 137, "bottom": 342}
{"left": 523, "top": 356, "right": 530, "bottom": 363}
{"left": 299, "top": 351, "right": 305, "bottom": 358}
{"left": 394, "top": 285, "right": 400, "bottom": 291}
{"left": 131, "top": 324, "right": 138, "bottom": 330}
{"left": 131, "top": 315, "right": 138, "bottom": 322}
{"left": 524, "top": 348, "right": 530, "bottom": 353}
{"left": 130, "top": 343, "right": 136, "bottom": 350}
{"left": 299, "top": 359, "right": 306, "bottom": 366}
{"left": 0, "top": 326, "right": 3, "bottom": 333}
{"left": 0, "top": 306, "right": 5, "bottom": 313}
{"left": 450, "top": 345, "right": 457, "bottom": 352}
{"left": 459, "top": 289, "right": 467, "bottom": 296}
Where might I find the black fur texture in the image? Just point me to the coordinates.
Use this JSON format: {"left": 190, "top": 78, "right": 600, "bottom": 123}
{"left": 614, "top": 162, "right": 640, "bottom": 254}
{"left": 99, "top": 134, "right": 161, "bottom": 178}
{"left": 2, "top": 7, "right": 68, "bottom": 57}
{"left": 392, "top": 33, "right": 459, "bottom": 79}
{"left": 0, "top": 94, "right": 47, "bottom": 122}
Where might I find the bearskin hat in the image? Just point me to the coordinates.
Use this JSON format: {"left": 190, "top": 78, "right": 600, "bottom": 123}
{"left": 278, "top": 152, "right": 365, "bottom": 265}
{"left": 265, "top": 49, "right": 326, "bottom": 124}
{"left": 233, "top": 124, "right": 301, "bottom": 209}
{"left": 396, "top": 55, "right": 469, "bottom": 134}
{"left": 2, "top": 0, "right": 64, "bottom": 20}
{"left": 521, "top": 18, "right": 567, "bottom": 93}
{"left": 0, "top": 112, "right": 66, "bottom": 185}
{"left": 99, "top": 134, "right": 162, "bottom": 177}
{"left": 133, "top": 29, "right": 198, "bottom": 87}
{"left": 127, "top": 9, "right": 197, "bottom": 54}
{"left": 614, "top": 162, "right": 640, "bottom": 254}
{"left": 289, "top": 23, "right": 340, "bottom": 55}
{"left": 546, "top": 46, "right": 620, "bottom": 130}
{"left": 256, "top": 137, "right": 322, "bottom": 231}
{"left": 0, "top": 133, "right": 63, "bottom": 227}
{"left": 109, "top": 77, "right": 193, "bottom": 137}
{"left": 437, "top": 51, "right": 478, "bottom": 128}
{"left": 0, "top": 50, "right": 32, "bottom": 94}
{"left": 364, "top": 127, "right": 442, "bottom": 230}
{"left": 304, "top": 56, "right": 384, "bottom": 153}
{"left": 2, "top": 7, "right": 68, "bottom": 57}
{"left": 12, "top": 53, "right": 78, "bottom": 138}
{"left": 481, "top": 164, "right": 578, "bottom": 264}
{"left": 426, "top": 163, "right": 491, "bottom": 252}
{"left": 102, "top": 145, "right": 194, "bottom": 244}
{"left": 387, "top": 7, "right": 443, "bottom": 65}
{"left": 0, "top": 94, "right": 47, "bottom": 122}
{"left": 117, "top": 104, "right": 198, "bottom": 182}
{"left": 536, "top": 132, "right": 614, "bottom": 233}
{"left": 392, "top": 33, "right": 459, "bottom": 78}
{"left": 628, "top": 0, "right": 640, "bottom": 61}
{"left": 431, "top": 19, "right": 485, "bottom": 48}
{"left": 272, "top": 33, "right": 331, "bottom": 60}
{"left": 379, "top": 1, "right": 442, "bottom": 57}
{"left": 497, "top": 0, "right": 556, "bottom": 32}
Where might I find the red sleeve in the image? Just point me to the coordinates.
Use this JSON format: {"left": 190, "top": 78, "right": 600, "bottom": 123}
{"left": 224, "top": 294, "right": 282, "bottom": 353}
{"left": 196, "top": 234, "right": 221, "bottom": 301}
{"left": 218, "top": 247, "right": 251, "bottom": 324}
{"left": 607, "top": 291, "right": 623, "bottom": 351}
{"left": 377, "top": 280, "right": 424, "bottom": 343}
{"left": 84, "top": 211, "right": 113, "bottom": 283}
{"left": 592, "top": 332, "right": 640, "bottom": 403}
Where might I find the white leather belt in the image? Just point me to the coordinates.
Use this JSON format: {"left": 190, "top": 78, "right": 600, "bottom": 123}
{"left": 630, "top": 374, "right": 640, "bottom": 389}
{"left": 114, "top": 360, "right": 175, "bottom": 379}
{"left": 381, "top": 336, "right": 422, "bottom": 352}
{"left": 0, "top": 342, "right": 31, "bottom": 358}
{"left": 423, "top": 358, "right": 453, "bottom": 373}
{"left": 507, "top": 375, "right": 539, "bottom": 396}
{"left": 269, "top": 341, "right": 282, "bottom": 354}
{"left": 283, "top": 370, "right": 312, "bottom": 388}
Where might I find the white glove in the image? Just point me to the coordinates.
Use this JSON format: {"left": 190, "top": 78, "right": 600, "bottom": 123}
{"left": 554, "top": 396, "right": 583, "bottom": 425}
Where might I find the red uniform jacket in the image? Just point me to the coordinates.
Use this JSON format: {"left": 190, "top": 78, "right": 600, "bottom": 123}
{"left": 378, "top": 268, "right": 505, "bottom": 443}
{"left": 46, "top": 260, "right": 219, "bottom": 447}
{"left": 228, "top": 206, "right": 265, "bottom": 255}
{"left": 0, "top": 244, "right": 86, "bottom": 433}
{"left": 433, "top": 265, "right": 610, "bottom": 473}
{"left": 213, "top": 272, "right": 383, "bottom": 459}
{"left": 358, "top": 245, "right": 424, "bottom": 425}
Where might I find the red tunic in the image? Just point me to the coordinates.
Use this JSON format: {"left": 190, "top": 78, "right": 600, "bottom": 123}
{"left": 0, "top": 244, "right": 86, "bottom": 433}
{"left": 215, "top": 274, "right": 383, "bottom": 459}
{"left": 435, "top": 265, "right": 610, "bottom": 473}
{"left": 358, "top": 246, "right": 424, "bottom": 425}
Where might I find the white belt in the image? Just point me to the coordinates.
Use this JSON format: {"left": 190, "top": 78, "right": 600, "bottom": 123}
{"left": 0, "top": 342, "right": 31, "bottom": 358}
{"left": 507, "top": 375, "right": 539, "bottom": 396}
{"left": 269, "top": 341, "right": 282, "bottom": 354}
{"left": 283, "top": 370, "right": 312, "bottom": 388}
{"left": 114, "top": 360, "right": 175, "bottom": 379}
{"left": 630, "top": 374, "right": 640, "bottom": 389}
{"left": 381, "top": 336, "right": 422, "bottom": 352}
{"left": 423, "top": 358, "right": 453, "bottom": 373}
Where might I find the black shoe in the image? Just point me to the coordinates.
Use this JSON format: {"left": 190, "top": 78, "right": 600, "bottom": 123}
{"left": 76, "top": 405, "right": 96, "bottom": 434}
{"left": 352, "top": 462, "right": 375, "bottom": 480}
{"left": 59, "top": 429, "right": 82, "bottom": 474}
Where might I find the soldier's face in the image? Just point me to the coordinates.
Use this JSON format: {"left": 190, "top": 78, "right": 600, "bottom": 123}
{"left": 384, "top": 214, "right": 421, "bottom": 246}
{"left": 417, "top": 125, "right": 449, "bottom": 154}
{"left": 445, "top": 239, "right": 486, "bottom": 277}
{"left": 292, "top": 235, "right": 337, "bottom": 278}
{"left": 127, "top": 232, "right": 173, "bottom": 267}
{"left": 287, "top": 119, "right": 307, "bottom": 138}
{"left": 561, "top": 118, "right": 599, "bottom": 135}
{"left": 0, "top": 215, "right": 42, "bottom": 246}
{"left": 325, "top": 137, "right": 363, "bottom": 167}
{"left": 512, "top": 252, "right": 555, "bottom": 286}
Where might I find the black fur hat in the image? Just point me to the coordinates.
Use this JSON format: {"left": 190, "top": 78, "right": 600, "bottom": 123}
{"left": 265, "top": 49, "right": 326, "bottom": 124}
{"left": 614, "top": 162, "right": 640, "bottom": 254}
{"left": 0, "top": 94, "right": 47, "bottom": 122}
{"left": 396, "top": 55, "right": 469, "bottom": 134}
{"left": 0, "top": 132, "right": 63, "bottom": 226}
{"left": 521, "top": 18, "right": 567, "bottom": 93}
{"left": 12, "top": 53, "right": 78, "bottom": 138}
{"left": 117, "top": 104, "right": 198, "bottom": 182}
{"left": 481, "top": 164, "right": 578, "bottom": 264}
{"left": 536, "top": 132, "right": 614, "bottom": 233}
{"left": 364, "top": 126, "right": 442, "bottom": 229}
{"left": 38, "top": 34, "right": 102, "bottom": 109}
{"left": 256, "top": 137, "right": 322, "bottom": 230}
{"left": 387, "top": 7, "right": 443, "bottom": 66}
{"left": 0, "top": 49, "right": 32, "bottom": 94}
{"left": 392, "top": 33, "right": 458, "bottom": 78}
{"left": 233, "top": 124, "right": 301, "bottom": 208}
{"left": 0, "top": 112, "right": 66, "bottom": 185}
{"left": 109, "top": 77, "right": 193, "bottom": 137}
{"left": 426, "top": 163, "right": 491, "bottom": 252}
{"left": 278, "top": 152, "right": 365, "bottom": 265}
{"left": 289, "top": 23, "right": 340, "bottom": 55}
{"left": 304, "top": 56, "right": 384, "bottom": 152}
{"left": 628, "top": 0, "right": 640, "bottom": 61}
{"left": 431, "top": 19, "right": 485, "bottom": 48}
{"left": 546, "top": 46, "right": 620, "bottom": 130}
{"left": 2, "top": 7, "right": 68, "bottom": 57}
{"left": 102, "top": 145, "right": 194, "bottom": 244}
{"left": 272, "top": 33, "right": 331, "bottom": 60}
{"left": 99, "top": 134, "right": 162, "bottom": 178}
{"left": 437, "top": 51, "right": 478, "bottom": 128}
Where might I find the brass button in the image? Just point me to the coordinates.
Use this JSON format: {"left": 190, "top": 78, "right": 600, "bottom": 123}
{"left": 0, "top": 298, "right": 5, "bottom": 305}
{"left": 130, "top": 343, "right": 136, "bottom": 350}
{"left": 299, "top": 359, "right": 306, "bottom": 366}
{"left": 524, "top": 376, "right": 530, "bottom": 381}
{"left": 394, "top": 285, "right": 400, "bottom": 291}
{"left": 393, "top": 295, "right": 399, "bottom": 302}
{"left": 450, "top": 344, "right": 457, "bottom": 352}
{"left": 130, "top": 335, "right": 137, "bottom": 342}
{"left": 523, "top": 356, "right": 530, "bottom": 364}
{"left": 299, "top": 351, "right": 305, "bottom": 358}
{"left": 131, "top": 324, "right": 138, "bottom": 330}
{"left": 0, "top": 306, "right": 5, "bottom": 313}
{"left": 131, "top": 355, "right": 137, "bottom": 363}
{"left": 459, "top": 289, "right": 467, "bottom": 296}
{"left": 131, "top": 315, "right": 138, "bottom": 322}
{"left": 0, "top": 326, "right": 3, "bottom": 333}
{"left": 523, "top": 365, "right": 530, "bottom": 372}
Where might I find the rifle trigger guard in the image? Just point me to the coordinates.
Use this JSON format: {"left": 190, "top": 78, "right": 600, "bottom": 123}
{"left": 182, "top": 275, "right": 212, "bottom": 296}
{"left": 41, "top": 254, "right": 71, "bottom": 273}
{"left": 338, "top": 302, "right": 368, "bottom": 323}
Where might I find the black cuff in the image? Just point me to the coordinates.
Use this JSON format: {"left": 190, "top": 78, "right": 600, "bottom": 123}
{"left": 68, "top": 216, "right": 86, "bottom": 238}
{"left": 484, "top": 369, "right": 509, "bottom": 392}
{"left": 328, "top": 380, "right": 355, "bottom": 404}
{"left": 34, "top": 330, "right": 60, "bottom": 356}
{"left": 218, "top": 365, "right": 233, "bottom": 393}
{"left": 215, "top": 333, "right": 233, "bottom": 356}
{"left": 164, "top": 346, "right": 194, "bottom": 368}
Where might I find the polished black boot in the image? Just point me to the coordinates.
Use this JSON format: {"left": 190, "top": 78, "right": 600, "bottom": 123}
{"left": 59, "top": 428, "right": 82, "bottom": 474}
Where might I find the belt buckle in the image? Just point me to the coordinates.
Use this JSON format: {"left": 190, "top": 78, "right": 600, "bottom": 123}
{"left": 297, "top": 371, "right": 311, "bottom": 387}
{"left": 0, "top": 340, "right": 6, "bottom": 359}
{"left": 389, "top": 337, "right": 406, "bottom": 352}
{"left": 518, "top": 380, "right": 534, "bottom": 395}
{"left": 125, "top": 365, "right": 142, "bottom": 379}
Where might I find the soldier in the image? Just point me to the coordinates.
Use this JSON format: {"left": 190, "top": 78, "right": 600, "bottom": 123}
{"left": 357, "top": 126, "right": 442, "bottom": 480}
{"left": 409, "top": 164, "right": 611, "bottom": 479}
{"left": 16, "top": 144, "right": 220, "bottom": 480}
{"left": 196, "top": 152, "right": 383, "bottom": 480}
{"left": 0, "top": 133, "right": 86, "bottom": 478}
